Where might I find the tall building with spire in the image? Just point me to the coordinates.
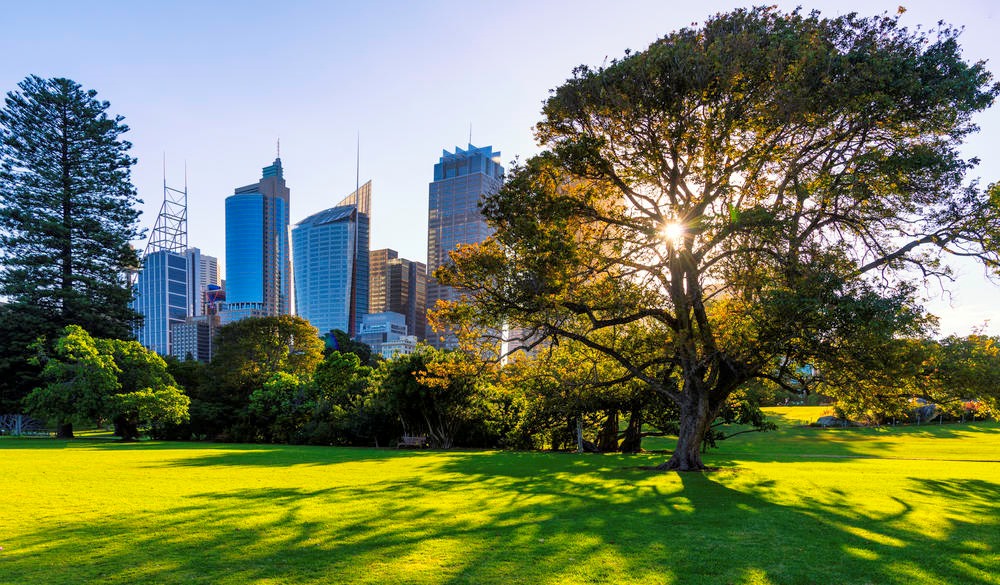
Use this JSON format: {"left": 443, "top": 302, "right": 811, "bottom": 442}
{"left": 132, "top": 173, "right": 189, "bottom": 355}
{"left": 223, "top": 158, "right": 291, "bottom": 323}
{"left": 292, "top": 181, "right": 371, "bottom": 337}
{"left": 426, "top": 144, "right": 503, "bottom": 347}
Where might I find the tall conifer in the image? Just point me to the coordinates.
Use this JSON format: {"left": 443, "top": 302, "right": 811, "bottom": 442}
{"left": 0, "top": 76, "right": 142, "bottom": 409}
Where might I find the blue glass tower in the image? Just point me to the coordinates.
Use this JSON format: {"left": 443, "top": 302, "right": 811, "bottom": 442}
{"left": 426, "top": 144, "right": 503, "bottom": 347}
{"left": 224, "top": 158, "right": 291, "bottom": 323}
{"left": 292, "top": 181, "right": 371, "bottom": 337}
{"left": 133, "top": 250, "right": 188, "bottom": 355}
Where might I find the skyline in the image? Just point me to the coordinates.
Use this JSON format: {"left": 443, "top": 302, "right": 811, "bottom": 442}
{"left": 2, "top": 0, "right": 998, "bottom": 335}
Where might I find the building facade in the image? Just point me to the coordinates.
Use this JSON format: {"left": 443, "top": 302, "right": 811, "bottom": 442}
{"left": 426, "top": 144, "right": 503, "bottom": 347}
{"left": 224, "top": 158, "right": 291, "bottom": 323}
{"left": 358, "top": 311, "right": 408, "bottom": 350}
{"left": 170, "top": 314, "right": 220, "bottom": 362}
{"left": 133, "top": 250, "right": 188, "bottom": 355}
{"left": 378, "top": 335, "right": 419, "bottom": 359}
{"left": 185, "top": 247, "right": 219, "bottom": 317}
{"left": 358, "top": 312, "right": 417, "bottom": 359}
{"left": 369, "top": 249, "right": 397, "bottom": 315}
{"left": 292, "top": 182, "right": 371, "bottom": 337}
{"left": 370, "top": 248, "right": 427, "bottom": 341}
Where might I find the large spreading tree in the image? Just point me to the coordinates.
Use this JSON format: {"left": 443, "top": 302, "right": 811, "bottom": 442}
{"left": 24, "top": 325, "right": 189, "bottom": 439}
{"left": 0, "top": 76, "right": 143, "bottom": 408}
{"left": 437, "top": 8, "right": 1000, "bottom": 470}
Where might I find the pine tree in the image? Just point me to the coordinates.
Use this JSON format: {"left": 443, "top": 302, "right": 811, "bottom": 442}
{"left": 0, "top": 76, "right": 143, "bottom": 410}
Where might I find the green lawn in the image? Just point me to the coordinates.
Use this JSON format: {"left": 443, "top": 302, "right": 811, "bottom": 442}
{"left": 2, "top": 410, "right": 997, "bottom": 584}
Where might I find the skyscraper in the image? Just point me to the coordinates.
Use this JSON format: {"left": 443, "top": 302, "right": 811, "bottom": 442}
{"left": 426, "top": 144, "right": 503, "bottom": 347}
{"left": 223, "top": 158, "right": 291, "bottom": 323}
{"left": 292, "top": 181, "right": 371, "bottom": 337}
{"left": 370, "top": 248, "right": 427, "bottom": 340}
{"left": 134, "top": 250, "right": 188, "bottom": 355}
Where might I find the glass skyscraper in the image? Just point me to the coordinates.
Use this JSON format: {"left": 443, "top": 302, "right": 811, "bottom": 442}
{"left": 224, "top": 158, "right": 291, "bottom": 323}
{"left": 292, "top": 182, "right": 371, "bottom": 337}
{"left": 133, "top": 250, "right": 188, "bottom": 355}
{"left": 426, "top": 144, "right": 503, "bottom": 347}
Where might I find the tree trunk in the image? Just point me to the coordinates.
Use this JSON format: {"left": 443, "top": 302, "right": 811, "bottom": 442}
{"left": 658, "top": 395, "right": 712, "bottom": 471}
{"left": 619, "top": 404, "right": 643, "bottom": 453}
{"left": 596, "top": 409, "right": 619, "bottom": 452}
{"left": 60, "top": 104, "right": 74, "bottom": 324}
{"left": 556, "top": 416, "right": 576, "bottom": 450}
{"left": 57, "top": 422, "right": 74, "bottom": 439}
{"left": 114, "top": 414, "right": 139, "bottom": 441}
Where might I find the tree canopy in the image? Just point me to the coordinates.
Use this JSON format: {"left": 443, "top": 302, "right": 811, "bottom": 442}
{"left": 437, "top": 7, "right": 1000, "bottom": 470}
{"left": 24, "top": 325, "right": 188, "bottom": 438}
{"left": 375, "top": 347, "right": 489, "bottom": 449}
{"left": 194, "top": 315, "right": 324, "bottom": 440}
{"left": 821, "top": 333, "right": 1000, "bottom": 423}
{"left": 208, "top": 315, "right": 325, "bottom": 398}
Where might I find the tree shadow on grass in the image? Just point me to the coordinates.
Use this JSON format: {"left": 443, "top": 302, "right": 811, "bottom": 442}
{"left": 0, "top": 437, "right": 455, "bottom": 467}
{"left": 152, "top": 443, "right": 443, "bottom": 468}
{"left": 3, "top": 446, "right": 997, "bottom": 585}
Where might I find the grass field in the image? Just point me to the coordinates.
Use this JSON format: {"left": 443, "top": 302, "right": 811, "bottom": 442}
{"left": 1, "top": 409, "right": 997, "bottom": 584}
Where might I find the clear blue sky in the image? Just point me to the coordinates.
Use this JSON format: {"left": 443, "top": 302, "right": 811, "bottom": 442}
{"left": 1, "top": 0, "right": 997, "bottom": 335}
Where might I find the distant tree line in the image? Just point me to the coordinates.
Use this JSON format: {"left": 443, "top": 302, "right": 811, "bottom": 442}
{"left": 24, "top": 316, "right": 997, "bottom": 448}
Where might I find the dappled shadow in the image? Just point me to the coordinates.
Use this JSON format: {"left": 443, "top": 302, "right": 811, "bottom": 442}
{"left": 427, "top": 452, "right": 1000, "bottom": 584}
{"left": 3, "top": 442, "right": 997, "bottom": 584}
{"left": 910, "top": 477, "right": 1000, "bottom": 505}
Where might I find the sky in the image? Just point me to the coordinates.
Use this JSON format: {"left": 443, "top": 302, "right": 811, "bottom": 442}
{"left": 1, "top": 0, "right": 997, "bottom": 336}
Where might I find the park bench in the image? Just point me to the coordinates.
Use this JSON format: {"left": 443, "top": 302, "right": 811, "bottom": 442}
{"left": 397, "top": 435, "right": 428, "bottom": 449}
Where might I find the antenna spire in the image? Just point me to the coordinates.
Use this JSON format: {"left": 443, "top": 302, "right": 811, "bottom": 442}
{"left": 276, "top": 136, "right": 280, "bottom": 159}
{"left": 145, "top": 159, "right": 188, "bottom": 256}
{"left": 469, "top": 122, "right": 472, "bottom": 145}
{"left": 356, "top": 131, "right": 360, "bottom": 195}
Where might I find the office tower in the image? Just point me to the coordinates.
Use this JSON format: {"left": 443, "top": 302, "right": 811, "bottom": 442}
{"left": 426, "top": 144, "right": 503, "bottom": 347}
{"left": 370, "top": 249, "right": 427, "bottom": 340}
{"left": 185, "top": 247, "right": 219, "bottom": 317}
{"left": 292, "top": 181, "right": 371, "bottom": 337}
{"left": 133, "top": 176, "right": 188, "bottom": 355}
{"left": 223, "top": 158, "right": 291, "bottom": 323}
